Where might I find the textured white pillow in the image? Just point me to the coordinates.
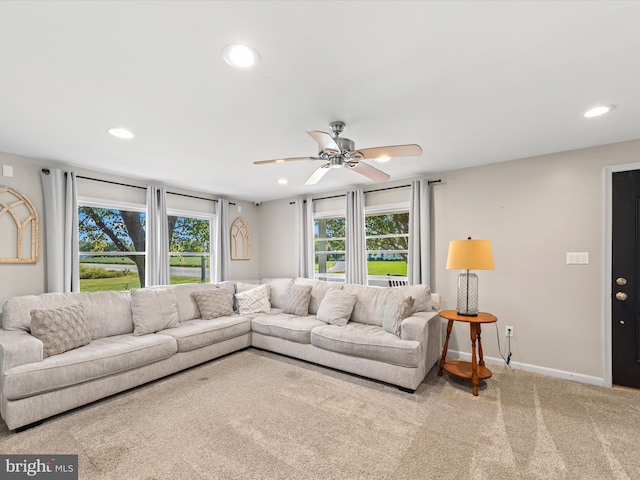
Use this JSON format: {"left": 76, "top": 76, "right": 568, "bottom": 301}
{"left": 235, "top": 284, "right": 271, "bottom": 315}
{"left": 316, "top": 289, "right": 356, "bottom": 326}
{"left": 131, "top": 288, "right": 180, "bottom": 335}
{"left": 282, "top": 284, "right": 312, "bottom": 316}
{"left": 30, "top": 304, "right": 91, "bottom": 357}
{"left": 382, "top": 292, "right": 415, "bottom": 336}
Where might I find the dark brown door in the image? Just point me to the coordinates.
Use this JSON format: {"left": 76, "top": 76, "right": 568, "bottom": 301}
{"left": 612, "top": 170, "right": 640, "bottom": 389}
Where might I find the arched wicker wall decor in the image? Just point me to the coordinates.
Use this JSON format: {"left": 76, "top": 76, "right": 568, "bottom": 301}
{"left": 0, "top": 186, "right": 39, "bottom": 263}
{"left": 230, "top": 217, "right": 251, "bottom": 260}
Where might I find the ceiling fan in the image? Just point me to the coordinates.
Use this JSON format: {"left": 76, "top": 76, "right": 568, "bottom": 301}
{"left": 254, "top": 121, "right": 423, "bottom": 185}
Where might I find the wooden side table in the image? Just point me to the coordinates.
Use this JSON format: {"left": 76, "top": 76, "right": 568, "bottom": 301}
{"left": 438, "top": 310, "right": 497, "bottom": 396}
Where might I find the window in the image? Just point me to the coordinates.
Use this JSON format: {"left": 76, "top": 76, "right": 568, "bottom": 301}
{"left": 78, "top": 201, "right": 146, "bottom": 292}
{"left": 168, "top": 211, "right": 213, "bottom": 285}
{"left": 314, "top": 215, "right": 345, "bottom": 282}
{"left": 313, "top": 206, "right": 409, "bottom": 286}
{"left": 365, "top": 209, "right": 409, "bottom": 287}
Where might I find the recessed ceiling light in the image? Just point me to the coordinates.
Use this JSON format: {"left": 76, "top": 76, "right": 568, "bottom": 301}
{"left": 108, "top": 127, "right": 135, "bottom": 139}
{"left": 584, "top": 105, "right": 616, "bottom": 118}
{"left": 223, "top": 44, "right": 261, "bottom": 69}
{"left": 375, "top": 156, "right": 391, "bottom": 163}
{"left": 277, "top": 178, "right": 288, "bottom": 185}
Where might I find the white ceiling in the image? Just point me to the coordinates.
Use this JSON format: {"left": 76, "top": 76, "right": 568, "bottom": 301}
{"left": 1, "top": 1, "right": 639, "bottom": 202}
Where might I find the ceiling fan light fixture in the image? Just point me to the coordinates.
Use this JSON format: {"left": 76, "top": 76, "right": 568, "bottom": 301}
{"left": 375, "top": 156, "right": 391, "bottom": 163}
{"left": 223, "top": 44, "right": 260, "bottom": 69}
{"left": 107, "top": 127, "right": 135, "bottom": 140}
{"left": 584, "top": 104, "right": 615, "bottom": 118}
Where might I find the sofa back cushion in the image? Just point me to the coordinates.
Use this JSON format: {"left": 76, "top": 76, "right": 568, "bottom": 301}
{"left": 2, "top": 291, "right": 133, "bottom": 339}
{"left": 293, "top": 278, "right": 343, "bottom": 315}
{"left": 341, "top": 284, "right": 392, "bottom": 326}
{"left": 260, "top": 278, "right": 293, "bottom": 309}
{"left": 394, "top": 284, "right": 432, "bottom": 313}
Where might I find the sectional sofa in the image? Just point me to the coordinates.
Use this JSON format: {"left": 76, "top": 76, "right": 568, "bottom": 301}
{"left": 0, "top": 278, "right": 441, "bottom": 431}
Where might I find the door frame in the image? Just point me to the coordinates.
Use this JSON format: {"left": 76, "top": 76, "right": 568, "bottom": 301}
{"left": 604, "top": 161, "right": 640, "bottom": 388}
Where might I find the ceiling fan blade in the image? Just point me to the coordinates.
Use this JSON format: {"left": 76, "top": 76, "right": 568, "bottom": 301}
{"left": 354, "top": 144, "right": 422, "bottom": 160}
{"left": 307, "top": 130, "right": 341, "bottom": 153}
{"left": 254, "top": 156, "right": 313, "bottom": 165}
{"left": 304, "top": 164, "right": 331, "bottom": 185}
{"left": 346, "top": 161, "right": 390, "bottom": 182}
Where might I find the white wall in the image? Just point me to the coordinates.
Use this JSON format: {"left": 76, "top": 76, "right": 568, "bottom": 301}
{"left": 258, "top": 199, "right": 297, "bottom": 278}
{"left": 258, "top": 139, "right": 640, "bottom": 384}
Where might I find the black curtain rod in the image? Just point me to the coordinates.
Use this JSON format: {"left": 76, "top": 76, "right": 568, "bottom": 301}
{"left": 43, "top": 169, "right": 225, "bottom": 204}
{"left": 289, "top": 179, "right": 442, "bottom": 204}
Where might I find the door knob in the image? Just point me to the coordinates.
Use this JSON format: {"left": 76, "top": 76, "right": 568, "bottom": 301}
{"left": 616, "top": 277, "right": 628, "bottom": 286}
{"left": 616, "top": 292, "right": 628, "bottom": 301}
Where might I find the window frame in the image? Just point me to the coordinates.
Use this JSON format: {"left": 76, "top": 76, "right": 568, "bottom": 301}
{"left": 365, "top": 202, "right": 410, "bottom": 286}
{"left": 77, "top": 196, "right": 148, "bottom": 291}
{"left": 313, "top": 209, "right": 346, "bottom": 283}
{"left": 77, "top": 196, "right": 147, "bottom": 261}
{"left": 166, "top": 207, "right": 215, "bottom": 285}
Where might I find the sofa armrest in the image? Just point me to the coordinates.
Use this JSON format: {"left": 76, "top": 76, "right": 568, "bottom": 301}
{"left": 400, "top": 314, "right": 429, "bottom": 342}
{"left": 0, "top": 330, "right": 43, "bottom": 373}
{"left": 400, "top": 311, "right": 442, "bottom": 368}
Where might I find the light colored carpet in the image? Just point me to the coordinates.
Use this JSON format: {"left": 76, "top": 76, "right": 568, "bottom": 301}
{"left": 1, "top": 349, "right": 640, "bottom": 479}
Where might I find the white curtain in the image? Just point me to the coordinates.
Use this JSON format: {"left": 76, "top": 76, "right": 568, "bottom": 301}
{"left": 40, "top": 168, "right": 79, "bottom": 293}
{"left": 295, "top": 197, "right": 315, "bottom": 278}
{"left": 408, "top": 179, "right": 431, "bottom": 285}
{"left": 345, "top": 189, "right": 367, "bottom": 285}
{"left": 214, "top": 198, "right": 230, "bottom": 282}
{"left": 145, "top": 186, "right": 170, "bottom": 286}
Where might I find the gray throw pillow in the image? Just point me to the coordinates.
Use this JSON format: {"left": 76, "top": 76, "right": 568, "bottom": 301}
{"left": 30, "top": 304, "right": 91, "bottom": 358}
{"left": 282, "top": 284, "right": 312, "bottom": 316}
{"left": 131, "top": 288, "right": 180, "bottom": 335}
{"left": 382, "top": 293, "right": 415, "bottom": 336}
{"left": 315, "top": 289, "right": 356, "bottom": 326}
{"left": 192, "top": 288, "right": 234, "bottom": 319}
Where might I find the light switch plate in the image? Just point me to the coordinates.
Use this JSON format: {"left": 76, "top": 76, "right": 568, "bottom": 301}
{"left": 566, "top": 252, "right": 589, "bottom": 264}
{"left": 2, "top": 165, "right": 13, "bottom": 177}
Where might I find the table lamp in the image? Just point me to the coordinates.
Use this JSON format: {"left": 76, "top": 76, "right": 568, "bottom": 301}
{"left": 446, "top": 238, "right": 494, "bottom": 316}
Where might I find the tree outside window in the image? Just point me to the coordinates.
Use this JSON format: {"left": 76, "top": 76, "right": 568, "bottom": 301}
{"left": 78, "top": 206, "right": 213, "bottom": 291}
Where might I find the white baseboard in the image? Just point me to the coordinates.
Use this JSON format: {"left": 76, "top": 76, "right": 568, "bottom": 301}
{"left": 447, "top": 350, "right": 606, "bottom": 387}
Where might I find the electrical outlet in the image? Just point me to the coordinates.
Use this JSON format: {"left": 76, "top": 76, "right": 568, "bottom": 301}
{"left": 505, "top": 326, "right": 514, "bottom": 338}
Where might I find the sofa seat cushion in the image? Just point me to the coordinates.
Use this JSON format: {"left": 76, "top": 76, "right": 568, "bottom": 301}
{"left": 310, "top": 323, "right": 423, "bottom": 368}
{"left": 251, "top": 313, "right": 325, "bottom": 344}
{"left": 159, "top": 316, "right": 250, "bottom": 352}
{"left": 3, "top": 333, "right": 177, "bottom": 400}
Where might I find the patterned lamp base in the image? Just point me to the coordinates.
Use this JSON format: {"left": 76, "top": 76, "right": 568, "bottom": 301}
{"left": 457, "top": 271, "right": 479, "bottom": 316}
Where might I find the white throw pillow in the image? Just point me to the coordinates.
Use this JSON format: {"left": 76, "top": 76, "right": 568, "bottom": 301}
{"left": 316, "top": 290, "right": 357, "bottom": 326}
{"left": 235, "top": 284, "right": 271, "bottom": 315}
{"left": 131, "top": 288, "right": 180, "bottom": 335}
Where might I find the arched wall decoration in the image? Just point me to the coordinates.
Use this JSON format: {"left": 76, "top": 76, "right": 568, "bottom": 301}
{"left": 230, "top": 217, "right": 251, "bottom": 260}
{"left": 0, "top": 186, "right": 39, "bottom": 263}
